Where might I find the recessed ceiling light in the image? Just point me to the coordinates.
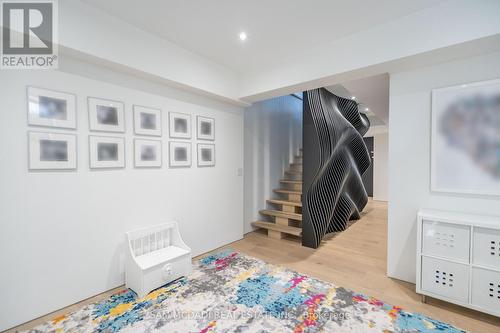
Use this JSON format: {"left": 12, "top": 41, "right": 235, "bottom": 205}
{"left": 365, "top": 107, "right": 370, "bottom": 111}
{"left": 351, "top": 96, "right": 356, "bottom": 100}
{"left": 239, "top": 32, "right": 247, "bottom": 41}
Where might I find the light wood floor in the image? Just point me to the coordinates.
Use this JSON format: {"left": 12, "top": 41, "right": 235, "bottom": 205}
{"left": 8, "top": 200, "right": 500, "bottom": 333}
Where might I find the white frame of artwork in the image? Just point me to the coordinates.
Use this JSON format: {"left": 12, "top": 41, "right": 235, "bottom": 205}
{"left": 133, "top": 105, "right": 162, "bottom": 137}
{"left": 196, "top": 116, "right": 215, "bottom": 141}
{"left": 27, "top": 86, "right": 77, "bottom": 129}
{"left": 89, "top": 135, "right": 125, "bottom": 169}
{"left": 134, "top": 139, "right": 162, "bottom": 168}
{"left": 431, "top": 78, "right": 500, "bottom": 196}
{"left": 88, "top": 97, "right": 125, "bottom": 133}
{"left": 28, "top": 131, "right": 77, "bottom": 170}
{"left": 169, "top": 112, "right": 191, "bottom": 139}
{"left": 169, "top": 141, "right": 191, "bottom": 168}
{"left": 197, "top": 143, "right": 215, "bottom": 167}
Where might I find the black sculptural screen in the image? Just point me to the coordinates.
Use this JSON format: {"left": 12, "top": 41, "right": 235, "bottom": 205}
{"left": 302, "top": 88, "right": 371, "bottom": 249}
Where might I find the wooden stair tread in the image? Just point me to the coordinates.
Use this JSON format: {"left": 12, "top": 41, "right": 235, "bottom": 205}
{"left": 253, "top": 221, "right": 302, "bottom": 236}
{"left": 285, "top": 170, "right": 302, "bottom": 175}
{"left": 274, "top": 189, "right": 302, "bottom": 195}
{"left": 267, "top": 199, "right": 302, "bottom": 207}
{"left": 259, "top": 209, "right": 302, "bottom": 221}
{"left": 280, "top": 180, "right": 302, "bottom": 184}
{"left": 290, "top": 163, "right": 302, "bottom": 166}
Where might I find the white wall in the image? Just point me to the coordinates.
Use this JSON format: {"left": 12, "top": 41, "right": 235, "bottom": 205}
{"left": 373, "top": 133, "right": 389, "bottom": 202}
{"left": 0, "top": 66, "right": 244, "bottom": 330}
{"left": 387, "top": 51, "right": 500, "bottom": 283}
{"left": 243, "top": 96, "right": 302, "bottom": 233}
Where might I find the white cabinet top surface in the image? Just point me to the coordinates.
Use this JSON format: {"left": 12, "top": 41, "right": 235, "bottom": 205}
{"left": 418, "top": 209, "right": 500, "bottom": 229}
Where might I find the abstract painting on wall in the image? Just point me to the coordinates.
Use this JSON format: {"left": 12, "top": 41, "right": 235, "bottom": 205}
{"left": 27, "top": 87, "right": 77, "bottom": 129}
{"left": 88, "top": 97, "right": 125, "bottom": 133}
{"left": 134, "top": 105, "right": 162, "bottom": 136}
{"left": 431, "top": 78, "right": 500, "bottom": 196}
{"left": 169, "top": 141, "right": 191, "bottom": 167}
{"left": 169, "top": 112, "right": 191, "bottom": 139}
{"left": 197, "top": 143, "right": 215, "bottom": 167}
{"left": 197, "top": 116, "right": 215, "bottom": 140}
{"left": 89, "top": 136, "right": 125, "bottom": 169}
{"left": 134, "top": 139, "right": 162, "bottom": 168}
{"left": 28, "top": 131, "right": 77, "bottom": 170}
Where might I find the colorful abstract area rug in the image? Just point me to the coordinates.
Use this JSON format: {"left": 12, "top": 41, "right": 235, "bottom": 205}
{"left": 25, "top": 249, "right": 466, "bottom": 333}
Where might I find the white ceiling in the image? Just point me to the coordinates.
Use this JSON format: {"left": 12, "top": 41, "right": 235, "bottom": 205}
{"left": 326, "top": 73, "right": 389, "bottom": 125}
{"left": 81, "top": 0, "right": 443, "bottom": 74}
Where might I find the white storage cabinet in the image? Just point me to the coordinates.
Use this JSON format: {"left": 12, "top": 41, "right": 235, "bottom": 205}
{"left": 417, "top": 209, "right": 500, "bottom": 317}
{"left": 126, "top": 222, "right": 192, "bottom": 298}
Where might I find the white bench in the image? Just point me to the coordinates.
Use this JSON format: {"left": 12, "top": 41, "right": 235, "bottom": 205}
{"left": 125, "top": 222, "right": 192, "bottom": 298}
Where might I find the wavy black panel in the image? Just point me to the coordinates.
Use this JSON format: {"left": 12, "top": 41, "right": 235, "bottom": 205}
{"left": 302, "top": 88, "right": 371, "bottom": 249}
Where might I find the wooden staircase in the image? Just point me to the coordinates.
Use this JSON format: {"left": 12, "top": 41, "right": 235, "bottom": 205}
{"left": 252, "top": 149, "right": 303, "bottom": 239}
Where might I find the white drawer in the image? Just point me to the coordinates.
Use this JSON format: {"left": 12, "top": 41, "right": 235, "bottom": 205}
{"left": 471, "top": 267, "right": 500, "bottom": 315}
{"left": 421, "top": 256, "right": 469, "bottom": 303}
{"left": 473, "top": 227, "right": 500, "bottom": 269}
{"left": 422, "top": 220, "right": 470, "bottom": 262}
{"left": 143, "top": 255, "right": 191, "bottom": 292}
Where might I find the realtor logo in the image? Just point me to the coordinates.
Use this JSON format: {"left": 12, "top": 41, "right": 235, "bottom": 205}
{"left": 1, "top": 0, "right": 58, "bottom": 69}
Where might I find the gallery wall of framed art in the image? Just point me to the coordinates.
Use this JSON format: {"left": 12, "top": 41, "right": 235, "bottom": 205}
{"left": 25, "top": 87, "right": 218, "bottom": 171}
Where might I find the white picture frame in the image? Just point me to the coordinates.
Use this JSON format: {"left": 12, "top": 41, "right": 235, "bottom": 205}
{"left": 197, "top": 143, "right": 215, "bottom": 167}
{"left": 133, "top": 105, "right": 162, "bottom": 137}
{"left": 169, "top": 112, "right": 191, "bottom": 139}
{"left": 169, "top": 141, "right": 191, "bottom": 167}
{"left": 27, "top": 86, "right": 77, "bottom": 129}
{"left": 28, "top": 131, "right": 77, "bottom": 170}
{"left": 89, "top": 136, "right": 125, "bottom": 169}
{"left": 197, "top": 116, "right": 215, "bottom": 141}
{"left": 431, "top": 78, "right": 500, "bottom": 196}
{"left": 134, "top": 139, "right": 162, "bottom": 168}
{"left": 88, "top": 97, "right": 125, "bottom": 133}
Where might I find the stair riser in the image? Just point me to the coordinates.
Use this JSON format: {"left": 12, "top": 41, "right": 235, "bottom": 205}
{"left": 268, "top": 230, "right": 284, "bottom": 239}
{"left": 288, "top": 183, "right": 302, "bottom": 191}
{"left": 290, "top": 165, "right": 303, "bottom": 172}
{"left": 287, "top": 193, "right": 301, "bottom": 202}
{"left": 275, "top": 217, "right": 289, "bottom": 226}
{"left": 274, "top": 216, "right": 301, "bottom": 228}
{"left": 282, "top": 205, "right": 297, "bottom": 213}
{"left": 253, "top": 221, "right": 302, "bottom": 237}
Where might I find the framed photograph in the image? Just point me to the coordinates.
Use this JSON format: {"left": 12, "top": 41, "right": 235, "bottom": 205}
{"left": 134, "top": 139, "right": 162, "bottom": 168}
{"left": 89, "top": 136, "right": 125, "bottom": 169}
{"left": 27, "top": 86, "right": 77, "bottom": 129}
{"left": 197, "top": 116, "right": 215, "bottom": 140}
{"left": 431, "top": 78, "right": 500, "bottom": 196}
{"left": 134, "top": 105, "right": 162, "bottom": 136}
{"left": 169, "top": 141, "right": 191, "bottom": 167}
{"left": 88, "top": 97, "right": 125, "bottom": 133}
{"left": 197, "top": 143, "right": 215, "bottom": 167}
{"left": 28, "top": 131, "right": 77, "bottom": 170}
{"left": 169, "top": 112, "right": 191, "bottom": 139}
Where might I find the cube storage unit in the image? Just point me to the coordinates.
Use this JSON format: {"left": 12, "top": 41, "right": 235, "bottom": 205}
{"left": 126, "top": 222, "right": 192, "bottom": 298}
{"left": 417, "top": 209, "right": 500, "bottom": 317}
